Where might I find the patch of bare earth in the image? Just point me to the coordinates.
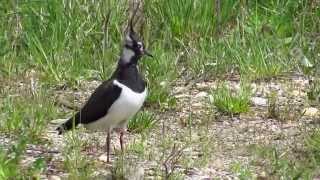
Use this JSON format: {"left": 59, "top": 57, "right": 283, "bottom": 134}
{"left": 1, "top": 73, "right": 319, "bottom": 179}
{"left": 171, "top": 74, "right": 319, "bottom": 179}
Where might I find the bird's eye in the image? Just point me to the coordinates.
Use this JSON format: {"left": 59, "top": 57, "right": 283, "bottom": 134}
{"left": 137, "top": 42, "right": 143, "bottom": 49}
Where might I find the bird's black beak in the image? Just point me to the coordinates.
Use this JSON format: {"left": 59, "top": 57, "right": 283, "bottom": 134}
{"left": 144, "top": 49, "right": 153, "bottom": 57}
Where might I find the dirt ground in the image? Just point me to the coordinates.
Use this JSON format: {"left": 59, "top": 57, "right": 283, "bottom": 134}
{"left": 1, "top": 73, "right": 319, "bottom": 179}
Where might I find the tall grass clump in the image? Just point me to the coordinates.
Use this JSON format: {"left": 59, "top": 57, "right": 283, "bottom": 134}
{"left": 128, "top": 111, "right": 156, "bottom": 133}
{"left": 211, "top": 81, "right": 251, "bottom": 115}
{"left": 63, "top": 132, "right": 93, "bottom": 179}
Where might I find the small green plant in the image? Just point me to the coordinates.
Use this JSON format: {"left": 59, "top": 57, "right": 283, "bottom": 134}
{"left": 211, "top": 82, "right": 251, "bottom": 115}
{"left": 267, "top": 90, "right": 280, "bottom": 119}
{"left": 0, "top": 148, "right": 19, "bottom": 179}
{"left": 127, "top": 137, "right": 146, "bottom": 157}
{"left": 27, "top": 157, "right": 47, "bottom": 178}
{"left": 267, "top": 90, "right": 304, "bottom": 121}
{"left": 111, "top": 156, "right": 125, "bottom": 179}
{"left": 230, "top": 162, "right": 253, "bottom": 180}
{"left": 0, "top": 137, "right": 27, "bottom": 179}
{"left": 306, "top": 130, "right": 320, "bottom": 167}
{"left": 307, "top": 79, "right": 320, "bottom": 107}
{"left": 63, "top": 132, "right": 93, "bottom": 179}
{"left": 128, "top": 111, "right": 156, "bottom": 133}
{"left": 111, "top": 157, "right": 146, "bottom": 180}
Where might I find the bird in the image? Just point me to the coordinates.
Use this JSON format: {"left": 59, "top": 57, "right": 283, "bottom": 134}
{"left": 56, "top": 20, "right": 152, "bottom": 162}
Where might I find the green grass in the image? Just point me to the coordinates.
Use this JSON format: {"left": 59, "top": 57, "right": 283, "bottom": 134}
{"left": 0, "top": 88, "right": 58, "bottom": 140}
{"left": 0, "top": 0, "right": 320, "bottom": 178}
{"left": 0, "top": 139, "right": 27, "bottom": 179}
{"left": 142, "top": 45, "right": 178, "bottom": 108}
{"left": 306, "top": 130, "right": 320, "bottom": 167}
{"left": 63, "top": 132, "right": 93, "bottom": 179}
{"left": 211, "top": 82, "right": 251, "bottom": 115}
{"left": 307, "top": 79, "right": 320, "bottom": 106}
{"left": 267, "top": 90, "right": 280, "bottom": 119}
{"left": 251, "top": 143, "right": 317, "bottom": 179}
{"left": 127, "top": 135, "right": 147, "bottom": 157}
{"left": 128, "top": 111, "right": 156, "bottom": 133}
{"left": 3, "top": 0, "right": 314, "bottom": 82}
{"left": 231, "top": 162, "right": 254, "bottom": 180}
{"left": 245, "top": 129, "right": 320, "bottom": 179}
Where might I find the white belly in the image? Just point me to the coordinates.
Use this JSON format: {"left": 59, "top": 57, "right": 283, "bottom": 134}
{"left": 85, "top": 80, "right": 147, "bottom": 131}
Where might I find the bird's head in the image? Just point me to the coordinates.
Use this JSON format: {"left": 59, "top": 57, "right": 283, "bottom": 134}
{"left": 120, "top": 21, "right": 152, "bottom": 66}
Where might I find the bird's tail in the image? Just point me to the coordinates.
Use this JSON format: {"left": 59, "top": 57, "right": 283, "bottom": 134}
{"left": 56, "top": 113, "right": 80, "bottom": 135}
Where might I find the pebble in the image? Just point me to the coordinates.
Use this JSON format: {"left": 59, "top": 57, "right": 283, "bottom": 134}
{"left": 251, "top": 97, "right": 268, "bottom": 106}
{"left": 50, "top": 119, "right": 68, "bottom": 124}
{"left": 196, "top": 82, "right": 214, "bottom": 90}
{"left": 160, "top": 81, "right": 167, "bottom": 87}
{"left": 173, "top": 86, "right": 187, "bottom": 94}
{"left": 48, "top": 175, "right": 61, "bottom": 180}
{"left": 212, "top": 158, "right": 225, "bottom": 169}
{"left": 194, "top": 91, "right": 208, "bottom": 99}
{"left": 125, "top": 166, "right": 145, "bottom": 180}
{"left": 98, "top": 154, "right": 109, "bottom": 163}
{"left": 291, "top": 90, "right": 301, "bottom": 97}
{"left": 303, "top": 107, "right": 319, "bottom": 117}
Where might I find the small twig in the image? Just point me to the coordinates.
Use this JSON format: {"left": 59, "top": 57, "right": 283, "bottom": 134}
{"left": 163, "top": 143, "right": 185, "bottom": 179}
{"left": 102, "top": 10, "right": 112, "bottom": 55}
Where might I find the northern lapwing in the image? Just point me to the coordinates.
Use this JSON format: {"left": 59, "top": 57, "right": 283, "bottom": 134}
{"left": 56, "top": 20, "right": 152, "bottom": 162}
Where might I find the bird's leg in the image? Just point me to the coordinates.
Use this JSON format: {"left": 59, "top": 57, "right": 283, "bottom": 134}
{"left": 120, "top": 129, "right": 124, "bottom": 152}
{"left": 105, "top": 130, "right": 111, "bottom": 163}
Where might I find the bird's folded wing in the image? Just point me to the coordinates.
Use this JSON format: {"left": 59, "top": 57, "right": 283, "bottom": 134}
{"left": 75, "top": 80, "right": 122, "bottom": 124}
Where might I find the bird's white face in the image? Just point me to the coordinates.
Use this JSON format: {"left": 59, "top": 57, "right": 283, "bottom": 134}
{"left": 119, "top": 28, "right": 153, "bottom": 65}
{"left": 125, "top": 34, "right": 145, "bottom": 55}
{"left": 121, "top": 47, "right": 135, "bottom": 64}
